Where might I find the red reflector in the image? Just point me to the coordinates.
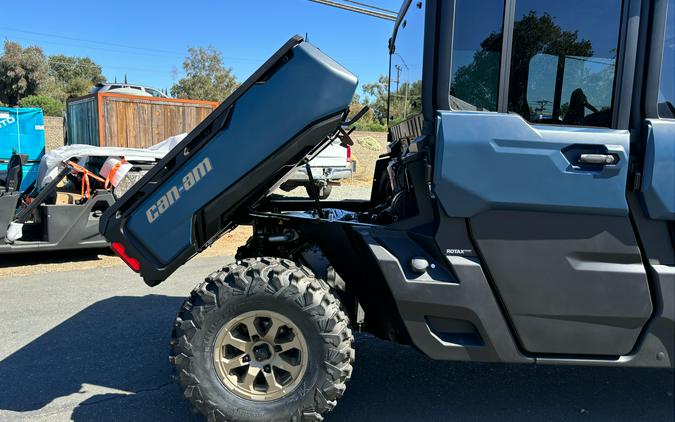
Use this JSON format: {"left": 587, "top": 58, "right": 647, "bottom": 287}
{"left": 346, "top": 145, "right": 351, "bottom": 162}
{"left": 111, "top": 242, "right": 141, "bottom": 272}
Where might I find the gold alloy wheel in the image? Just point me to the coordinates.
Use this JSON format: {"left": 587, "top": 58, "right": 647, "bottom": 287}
{"left": 212, "top": 310, "right": 309, "bottom": 401}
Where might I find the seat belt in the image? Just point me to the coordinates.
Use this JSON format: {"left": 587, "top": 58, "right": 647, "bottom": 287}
{"left": 65, "top": 161, "right": 106, "bottom": 199}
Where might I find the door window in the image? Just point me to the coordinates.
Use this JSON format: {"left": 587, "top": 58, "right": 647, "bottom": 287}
{"left": 658, "top": 0, "right": 675, "bottom": 118}
{"left": 507, "top": 0, "right": 622, "bottom": 127}
{"left": 449, "top": 0, "right": 505, "bottom": 111}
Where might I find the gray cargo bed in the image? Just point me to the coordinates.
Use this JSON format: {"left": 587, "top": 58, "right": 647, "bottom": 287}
{"left": 99, "top": 36, "right": 357, "bottom": 285}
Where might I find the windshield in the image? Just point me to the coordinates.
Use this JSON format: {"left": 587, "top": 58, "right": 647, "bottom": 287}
{"left": 387, "top": 1, "right": 424, "bottom": 126}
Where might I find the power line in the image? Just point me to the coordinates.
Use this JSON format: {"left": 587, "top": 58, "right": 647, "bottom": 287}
{"left": 46, "top": 57, "right": 175, "bottom": 75}
{"left": 0, "top": 33, "right": 261, "bottom": 78}
{"left": 341, "top": 0, "right": 397, "bottom": 14}
{"left": 1, "top": 28, "right": 264, "bottom": 62}
{"left": 47, "top": 59, "right": 101, "bottom": 67}
{"left": 307, "top": 0, "right": 396, "bottom": 21}
{"left": 0, "top": 26, "right": 181, "bottom": 55}
{"left": 3, "top": 35, "right": 183, "bottom": 59}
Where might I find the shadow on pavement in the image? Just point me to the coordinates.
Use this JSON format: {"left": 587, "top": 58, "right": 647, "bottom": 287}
{"left": 1, "top": 293, "right": 673, "bottom": 421}
{"left": 0, "top": 294, "right": 197, "bottom": 421}
{"left": 332, "top": 335, "right": 674, "bottom": 421}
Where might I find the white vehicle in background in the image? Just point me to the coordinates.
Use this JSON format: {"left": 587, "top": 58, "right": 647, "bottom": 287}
{"left": 280, "top": 139, "right": 354, "bottom": 199}
{"left": 89, "top": 83, "right": 170, "bottom": 98}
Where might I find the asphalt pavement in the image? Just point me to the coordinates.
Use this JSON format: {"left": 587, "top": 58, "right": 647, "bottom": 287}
{"left": 0, "top": 255, "right": 673, "bottom": 421}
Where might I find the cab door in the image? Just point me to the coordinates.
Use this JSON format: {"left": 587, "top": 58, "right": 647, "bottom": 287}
{"left": 433, "top": 0, "right": 652, "bottom": 356}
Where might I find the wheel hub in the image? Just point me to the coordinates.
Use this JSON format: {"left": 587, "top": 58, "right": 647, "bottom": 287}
{"left": 252, "top": 343, "right": 272, "bottom": 362}
{"left": 212, "top": 310, "right": 308, "bottom": 401}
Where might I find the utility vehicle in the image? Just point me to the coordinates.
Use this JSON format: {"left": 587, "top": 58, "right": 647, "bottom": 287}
{"left": 100, "top": 0, "right": 675, "bottom": 420}
{"left": 0, "top": 138, "right": 179, "bottom": 254}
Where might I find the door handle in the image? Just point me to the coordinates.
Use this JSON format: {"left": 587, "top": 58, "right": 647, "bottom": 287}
{"left": 578, "top": 153, "right": 618, "bottom": 165}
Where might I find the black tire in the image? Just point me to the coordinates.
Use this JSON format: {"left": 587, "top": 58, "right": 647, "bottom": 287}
{"left": 305, "top": 184, "right": 332, "bottom": 200}
{"left": 170, "top": 257, "right": 354, "bottom": 422}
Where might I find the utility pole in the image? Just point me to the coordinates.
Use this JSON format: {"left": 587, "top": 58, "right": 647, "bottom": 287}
{"left": 392, "top": 64, "right": 401, "bottom": 119}
{"left": 403, "top": 78, "right": 409, "bottom": 119}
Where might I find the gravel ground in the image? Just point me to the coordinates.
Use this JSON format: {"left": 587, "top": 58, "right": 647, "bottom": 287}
{"left": 275, "top": 183, "right": 371, "bottom": 201}
{"left": 328, "top": 183, "right": 371, "bottom": 200}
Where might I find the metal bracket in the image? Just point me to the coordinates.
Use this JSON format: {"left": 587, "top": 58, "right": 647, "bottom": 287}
{"left": 304, "top": 161, "right": 324, "bottom": 218}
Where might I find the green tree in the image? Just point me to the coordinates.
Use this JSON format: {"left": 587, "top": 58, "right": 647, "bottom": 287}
{"left": 19, "top": 94, "right": 64, "bottom": 116}
{"left": 0, "top": 41, "right": 49, "bottom": 105}
{"left": 171, "top": 46, "right": 238, "bottom": 102}
{"left": 507, "top": 12, "right": 592, "bottom": 118}
{"left": 47, "top": 55, "right": 106, "bottom": 99}
{"left": 38, "top": 77, "right": 67, "bottom": 103}
{"left": 451, "top": 35, "right": 502, "bottom": 111}
{"left": 388, "top": 79, "right": 422, "bottom": 125}
{"left": 63, "top": 77, "right": 93, "bottom": 98}
{"left": 347, "top": 93, "right": 386, "bottom": 131}
{"left": 362, "top": 75, "right": 389, "bottom": 124}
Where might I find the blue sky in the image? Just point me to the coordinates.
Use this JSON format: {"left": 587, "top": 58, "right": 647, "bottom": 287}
{"left": 2, "top": 1, "right": 397, "bottom": 94}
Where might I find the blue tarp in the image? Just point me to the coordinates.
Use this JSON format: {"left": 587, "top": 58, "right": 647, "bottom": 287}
{"left": 0, "top": 107, "right": 46, "bottom": 191}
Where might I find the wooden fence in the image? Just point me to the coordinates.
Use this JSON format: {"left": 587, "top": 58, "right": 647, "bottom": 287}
{"left": 66, "top": 93, "right": 219, "bottom": 148}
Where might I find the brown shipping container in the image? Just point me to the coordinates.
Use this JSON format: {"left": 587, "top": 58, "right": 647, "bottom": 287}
{"left": 66, "top": 93, "right": 219, "bottom": 148}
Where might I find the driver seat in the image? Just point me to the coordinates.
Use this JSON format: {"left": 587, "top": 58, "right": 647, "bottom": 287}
{"left": 0, "top": 153, "right": 26, "bottom": 193}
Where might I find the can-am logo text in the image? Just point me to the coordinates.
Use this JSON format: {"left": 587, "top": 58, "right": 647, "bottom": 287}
{"left": 146, "top": 157, "right": 213, "bottom": 224}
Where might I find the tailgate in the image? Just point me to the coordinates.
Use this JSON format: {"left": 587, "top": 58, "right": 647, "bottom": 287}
{"left": 99, "top": 36, "right": 357, "bottom": 285}
{"left": 310, "top": 140, "right": 349, "bottom": 168}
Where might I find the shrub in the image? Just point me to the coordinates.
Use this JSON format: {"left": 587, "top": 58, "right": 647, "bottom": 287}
{"left": 354, "top": 120, "right": 387, "bottom": 132}
{"left": 356, "top": 135, "right": 382, "bottom": 152}
{"left": 18, "top": 94, "right": 64, "bottom": 116}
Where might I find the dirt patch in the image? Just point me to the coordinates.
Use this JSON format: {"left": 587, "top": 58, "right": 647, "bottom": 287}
{"left": 0, "top": 226, "right": 253, "bottom": 279}
{"left": 0, "top": 250, "right": 121, "bottom": 279}
{"left": 199, "top": 226, "right": 252, "bottom": 258}
{"left": 348, "top": 131, "right": 387, "bottom": 184}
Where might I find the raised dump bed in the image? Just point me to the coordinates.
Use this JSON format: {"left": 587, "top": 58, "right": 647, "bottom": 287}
{"left": 99, "top": 36, "right": 358, "bottom": 285}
